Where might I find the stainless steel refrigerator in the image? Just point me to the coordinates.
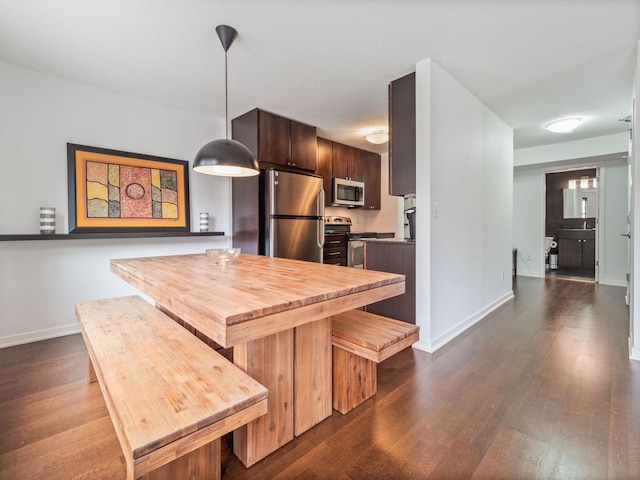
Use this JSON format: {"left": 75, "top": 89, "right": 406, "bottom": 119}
{"left": 264, "top": 169, "right": 324, "bottom": 262}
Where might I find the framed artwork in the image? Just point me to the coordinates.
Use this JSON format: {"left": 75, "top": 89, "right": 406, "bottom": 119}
{"left": 67, "top": 144, "right": 191, "bottom": 233}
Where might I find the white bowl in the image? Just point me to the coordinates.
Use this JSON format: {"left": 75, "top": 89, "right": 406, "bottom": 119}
{"left": 206, "top": 248, "right": 241, "bottom": 265}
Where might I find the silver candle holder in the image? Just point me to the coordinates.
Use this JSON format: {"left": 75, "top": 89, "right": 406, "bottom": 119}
{"left": 40, "top": 207, "right": 56, "bottom": 234}
{"left": 199, "top": 212, "right": 209, "bottom": 232}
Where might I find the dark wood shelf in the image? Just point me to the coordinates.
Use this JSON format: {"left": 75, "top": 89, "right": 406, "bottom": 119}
{"left": 0, "top": 231, "right": 224, "bottom": 242}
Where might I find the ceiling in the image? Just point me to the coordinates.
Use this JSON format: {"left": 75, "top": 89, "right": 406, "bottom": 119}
{"left": 1, "top": 0, "right": 638, "bottom": 154}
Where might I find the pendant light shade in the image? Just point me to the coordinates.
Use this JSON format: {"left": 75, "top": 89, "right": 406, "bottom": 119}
{"left": 193, "top": 25, "right": 259, "bottom": 177}
{"left": 193, "top": 138, "right": 259, "bottom": 177}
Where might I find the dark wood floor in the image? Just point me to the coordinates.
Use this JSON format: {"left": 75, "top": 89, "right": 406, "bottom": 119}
{"left": 1, "top": 276, "right": 639, "bottom": 479}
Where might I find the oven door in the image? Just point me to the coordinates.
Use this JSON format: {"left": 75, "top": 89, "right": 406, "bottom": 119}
{"left": 347, "top": 240, "right": 364, "bottom": 268}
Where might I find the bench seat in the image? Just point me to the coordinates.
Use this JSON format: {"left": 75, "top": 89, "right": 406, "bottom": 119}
{"left": 76, "top": 295, "right": 268, "bottom": 480}
{"left": 332, "top": 309, "right": 419, "bottom": 414}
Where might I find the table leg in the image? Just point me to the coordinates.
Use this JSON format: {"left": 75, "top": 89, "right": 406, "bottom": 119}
{"left": 294, "top": 317, "right": 332, "bottom": 435}
{"left": 233, "top": 329, "right": 294, "bottom": 467}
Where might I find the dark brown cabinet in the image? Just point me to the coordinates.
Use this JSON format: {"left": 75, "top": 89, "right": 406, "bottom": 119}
{"left": 316, "top": 137, "right": 334, "bottom": 207}
{"left": 364, "top": 241, "right": 415, "bottom": 324}
{"left": 232, "top": 108, "right": 317, "bottom": 171}
{"left": 331, "top": 142, "right": 350, "bottom": 180}
{"left": 361, "top": 150, "right": 381, "bottom": 210}
{"left": 558, "top": 229, "right": 596, "bottom": 269}
{"left": 323, "top": 233, "right": 347, "bottom": 266}
{"left": 316, "top": 137, "right": 381, "bottom": 210}
{"left": 389, "top": 72, "right": 416, "bottom": 196}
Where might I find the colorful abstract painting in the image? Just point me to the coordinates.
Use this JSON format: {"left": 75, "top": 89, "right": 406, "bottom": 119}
{"left": 67, "top": 144, "right": 190, "bottom": 232}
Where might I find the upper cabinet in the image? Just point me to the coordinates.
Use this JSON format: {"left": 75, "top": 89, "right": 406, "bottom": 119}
{"left": 361, "top": 150, "right": 381, "bottom": 210}
{"left": 389, "top": 72, "right": 416, "bottom": 196}
{"left": 316, "top": 137, "right": 334, "bottom": 207}
{"left": 232, "top": 108, "right": 381, "bottom": 210}
{"left": 317, "top": 137, "right": 381, "bottom": 210}
{"left": 232, "top": 108, "right": 317, "bottom": 172}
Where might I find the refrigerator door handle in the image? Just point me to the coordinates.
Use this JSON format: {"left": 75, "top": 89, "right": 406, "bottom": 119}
{"left": 317, "top": 218, "right": 325, "bottom": 249}
{"left": 318, "top": 188, "right": 325, "bottom": 216}
{"left": 269, "top": 218, "right": 275, "bottom": 257}
{"left": 317, "top": 189, "right": 325, "bottom": 248}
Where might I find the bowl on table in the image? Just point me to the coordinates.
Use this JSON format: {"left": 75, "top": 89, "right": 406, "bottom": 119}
{"left": 206, "top": 248, "right": 241, "bottom": 265}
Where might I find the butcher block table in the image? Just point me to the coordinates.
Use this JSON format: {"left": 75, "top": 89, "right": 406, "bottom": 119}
{"left": 111, "top": 253, "right": 405, "bottom": 467}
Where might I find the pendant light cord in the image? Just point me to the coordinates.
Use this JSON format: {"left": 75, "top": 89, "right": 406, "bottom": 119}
{"left": 224, "top": 50, "right": 229, "bottom": 141}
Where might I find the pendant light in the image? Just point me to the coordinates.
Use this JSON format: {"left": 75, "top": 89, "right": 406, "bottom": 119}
{"left": 193, "top": 25, "right": 259, "bottom": 177}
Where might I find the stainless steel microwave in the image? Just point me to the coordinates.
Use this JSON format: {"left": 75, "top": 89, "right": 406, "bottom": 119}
{"left": 332, "top": 178, "right": 365, "bottom": 207}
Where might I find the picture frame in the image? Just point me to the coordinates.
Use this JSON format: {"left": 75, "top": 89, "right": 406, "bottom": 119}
{"left": 67, "top": 143, "right": 191, "bottom": 233}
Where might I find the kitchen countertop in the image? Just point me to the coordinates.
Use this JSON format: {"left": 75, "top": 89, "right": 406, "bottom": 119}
{"left": 348, "top": 232, "right": 396, "bottom": 239}
{"left": 362, "top": 238, "right": 415, "bottom": 245}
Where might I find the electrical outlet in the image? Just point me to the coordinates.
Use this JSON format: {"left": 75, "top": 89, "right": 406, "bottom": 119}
{"left": 501, "top": 270, "right": 504, "bottom": 281}
{"left": 526, "top": 254, "right": 532, "bottom": 261}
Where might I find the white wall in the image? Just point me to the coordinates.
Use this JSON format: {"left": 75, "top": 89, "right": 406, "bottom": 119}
{"left": 514, "top": 132, "right": 628, "bottom": 167}
{"left": 631, "top": 40, "right": 640, "bottom": 361}
{"left": 414, "top": 59, "right": 514, "bottom": 352}
{"left": 0, "top": 61, "right": 232, "bottom": 347}
{"left": 512, "top": 144, "right": 629, "bottom": 286}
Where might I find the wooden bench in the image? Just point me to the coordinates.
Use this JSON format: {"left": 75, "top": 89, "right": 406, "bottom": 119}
{"left": 331, "top": 309, "right": 419, "bottom": 414}
{"left": 75, "top": 295, "right": 268, "bottom": 480}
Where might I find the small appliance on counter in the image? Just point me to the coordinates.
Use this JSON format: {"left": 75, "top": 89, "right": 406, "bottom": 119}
{"left": 403, "top": 195, "right": 416, "bottom": 240}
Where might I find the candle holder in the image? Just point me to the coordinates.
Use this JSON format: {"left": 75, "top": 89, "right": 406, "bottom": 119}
{"left": 199, "top": 212, "right": 209, "bottom": 232}
{"left": 40, "top": 207, "right": 56, "bottom": 234}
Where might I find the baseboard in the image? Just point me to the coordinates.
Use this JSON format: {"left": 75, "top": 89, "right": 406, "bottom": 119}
{"left": 630, "top": 338, "right": 640, "bottom": 362}
{"left": 0, "top": 324, "right": 80, "bottom": 349}
{"left": 428, "top": 291, "right": 515, "bottom": 353}
{"left": 598, "top": 278, "right": 628, "bottom": 288}
{"left": 516, "top": 272, "right": 544, "bottom": 279}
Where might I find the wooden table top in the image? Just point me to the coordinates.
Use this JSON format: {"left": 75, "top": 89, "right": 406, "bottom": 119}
{"left": 111, "top": 253, "right": 405, "bottom": 347}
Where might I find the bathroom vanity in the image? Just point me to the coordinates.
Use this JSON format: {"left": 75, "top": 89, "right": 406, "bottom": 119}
{"left": 557, "top": 228, "right": 596, "bottom": 270}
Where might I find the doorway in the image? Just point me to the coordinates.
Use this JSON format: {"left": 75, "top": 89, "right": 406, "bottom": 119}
{"left": 545, "top": 168, "right": 598, "bottom": 282}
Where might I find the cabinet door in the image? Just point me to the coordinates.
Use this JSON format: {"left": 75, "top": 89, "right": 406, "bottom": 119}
{"left": 332, "top": 142, "right": 349, "bottom": 179}
{"left": 259, "top": 110, "right": 290, "bottom": 166}
{"left": 316, "top": 138, "right": 333, "bottom": 206}
{"left": 290, "top": 120, "right": 317, "bottom": 171}
{"left": 582, "top": 239, "right": 596, "bottom": 269}
{"left": 364, "top": 242, "right": 415, "bottom": 324}
{"left": 389, "top": 72, "right": 416, "bottom": 196}
{"left": 323, "top": 233, "right": 347, "bottom": 266}
{"left": 558, "top": 238, "right": 582, "bottom": 268}
{"left": 347, "top": 147, "right": 365, "bottom": 182}
{"left": 362, "top": 151, "right": 381, "bottom": 210}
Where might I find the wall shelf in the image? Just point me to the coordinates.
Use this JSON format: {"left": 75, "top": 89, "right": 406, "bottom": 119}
{"left": 0, "top": 232, "right": 225, "bottom": 242}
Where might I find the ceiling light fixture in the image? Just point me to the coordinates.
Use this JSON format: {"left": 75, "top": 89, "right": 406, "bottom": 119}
{"left": 545, "top": 117, "right": 582, "bottom": 134}
{"left": 193, "top": 25, "right": 259, "bottom": 177}
{"left": 568, "top": 176, "right": 597, "bottom": 189}
{"left": 364, "top": 130, "right": 389, "bottom": 145}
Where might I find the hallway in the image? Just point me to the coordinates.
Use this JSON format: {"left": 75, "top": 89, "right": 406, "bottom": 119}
{"left": 1, "top": 276, "right": 638, "bottom": 479}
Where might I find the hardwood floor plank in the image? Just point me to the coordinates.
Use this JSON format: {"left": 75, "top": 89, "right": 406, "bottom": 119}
{"left": 1, "top": 277, "right": 640, "bottom": 479}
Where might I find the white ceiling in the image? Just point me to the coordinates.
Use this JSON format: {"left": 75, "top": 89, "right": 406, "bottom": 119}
{"left": 0, "top": 0, "right": 638, "bottom": 154}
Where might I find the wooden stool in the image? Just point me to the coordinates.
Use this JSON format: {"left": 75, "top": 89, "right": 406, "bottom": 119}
{"left": 332, "top": 309, "right": 419, "bottom": 414}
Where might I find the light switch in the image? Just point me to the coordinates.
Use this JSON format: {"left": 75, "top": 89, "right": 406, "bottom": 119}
{"left": 433, "top": 202, "right": 439, "bottom": 218}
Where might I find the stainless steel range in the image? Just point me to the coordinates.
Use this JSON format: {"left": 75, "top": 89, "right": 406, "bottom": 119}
{"left": 324, "top": 216, "right": 370, "bottom": 268}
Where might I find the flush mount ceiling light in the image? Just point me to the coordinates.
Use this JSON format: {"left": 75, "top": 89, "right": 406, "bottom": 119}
{"left": 545, "top": 117, "right": 582, "bottom": 134}
{"left": 193, "top": 25, "right": 259, "bottom": 177}
{"left": 364, "top": 130, "right": 389, "bottom": 145}
{"left": 568, "top": 177, "right": 597, "bottom": 189}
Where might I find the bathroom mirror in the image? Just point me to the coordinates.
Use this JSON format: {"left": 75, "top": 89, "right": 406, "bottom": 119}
{"left": 563, "top": 188, "right": 598, "bottom": 218}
